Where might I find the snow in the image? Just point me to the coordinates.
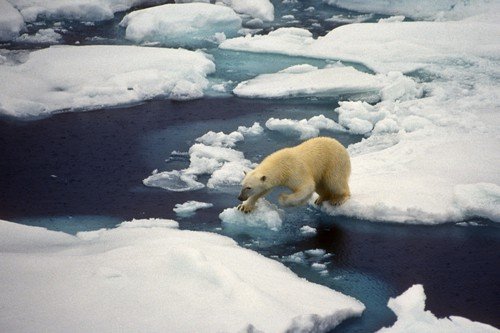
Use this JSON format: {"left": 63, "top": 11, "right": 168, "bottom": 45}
{"left": 0, "top": 218, "right": 365, "bottom": 332}
{"left": 265, "top": 114, "right": 345, "bottom": 140}
{"left": 120, "top": 3, "right": 242, "bottom": 47}
{"left": 222, "top": 14, "right": 500, "bottom": 224}
{"left": 0, "top": 0, "right": 25, "bottom": 41}
{"left": 237, "top": 122, "right": 264, "bottom": 136}
{"left": 15, "top": 28, "right": 62, "bottom": 44}
{"left": 216, "top": 0, "right": 274, "bottom": 22}
{"left": 196, "top": 130, "right": 244, "bottom": 148}
{"left": 323, "top": 0, "right": 500, "bottom": 21}
{"left": 0, "top": 45, "right": 215, "bottom": 118}
{"left": 8, "top": 0, "right": 168, "bottom": 23}
{"left": 234, "top": 64, "right": 420, "bottom": 100}
{"left": 219, "top": 198, "right": 284, "bottom": 231}
{"left": 173, "top": 200, "right": 213, "bottom": 217}
{"left": 377, "top": 284, "right": 499, "bottom": 333}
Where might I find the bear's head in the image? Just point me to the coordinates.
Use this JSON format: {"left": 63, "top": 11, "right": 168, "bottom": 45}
{"left": 238, "top": 170, "right": 268, "bottom": 201}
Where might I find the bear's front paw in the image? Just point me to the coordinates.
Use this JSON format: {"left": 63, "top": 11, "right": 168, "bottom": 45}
{"left": 237, "top": 203, "right": 254, "bottom": 214}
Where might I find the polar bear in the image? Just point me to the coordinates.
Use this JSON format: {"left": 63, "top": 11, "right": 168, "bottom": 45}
{"left": 237, "top": 137, "right": 351, "bottom": 213}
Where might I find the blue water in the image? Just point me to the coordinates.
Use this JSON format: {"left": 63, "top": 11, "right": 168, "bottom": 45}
{"left": 1, "top": 1, "right": 499, "bottom": 332}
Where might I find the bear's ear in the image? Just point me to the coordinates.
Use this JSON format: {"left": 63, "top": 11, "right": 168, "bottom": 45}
{"left": 260, "top": 175, "right": 266, "bottom": 182}
{"left": 243, "top": 171, "right": 247, "bottom": 175}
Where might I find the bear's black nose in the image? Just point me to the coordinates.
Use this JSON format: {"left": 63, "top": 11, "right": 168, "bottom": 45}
{"left": 238, "top": 195, "right": 244, "bottom": 201}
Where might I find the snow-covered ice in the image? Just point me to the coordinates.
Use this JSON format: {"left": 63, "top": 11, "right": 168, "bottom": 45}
{"left": 323, "top": 0, "right": 500, "bottom": 21}
{"left": 265, "top": 114, "right": 345, "bottom": 140}
{"left": 222, "top": 13, "right": 500, "bottom": 224}
{"left": 15, "top": 28, "right": 62, "bottom": 44}
{"left": 0, "top": 218, "right": 365, "bottom": 332}
{"left": 120, "top": 3, "right": 242, "bottom": 47}
{"left": 173, "top": 200, "right": 213, "bottom": 217}
{"left": 8, "top": 0, "right": 168, "bottom": 23}
{"left": 234, "top": 64, "right": 420, "bottom": 100}
{"left": 0, "top": 0, "right": 25, "bottom": 41}
{"left": 219, "top": 198, "right": 283, "bottom": 231}
{"left": 300, "top": 225, "right": 317, "bottom": 235}
{"left": 377, "top": 284, "right": 499, "bottom": 333}
{"left": 0, "top": 45, "right": 215, "bottom": 117}
{"left": 216, "top": 0, "right": 274, "bottom": 22}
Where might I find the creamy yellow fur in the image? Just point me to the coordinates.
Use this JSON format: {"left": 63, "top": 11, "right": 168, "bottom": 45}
{"left": 237, "top": 137, "right": 351, "bottom": 213}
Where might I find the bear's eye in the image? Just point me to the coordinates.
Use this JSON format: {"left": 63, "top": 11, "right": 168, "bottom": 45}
{"left": 246, "top": 187, "right": 251, "bottom": 190}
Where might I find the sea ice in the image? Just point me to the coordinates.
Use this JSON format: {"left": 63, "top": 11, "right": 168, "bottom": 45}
{"left": 265, "top": 114, "right": 345, "bottom": 140}
{"left": 196, "top": 130, "right": 244, "bottom": 148}
{"left": 0, "top": 0, "right": 25, "bottom": 41}
{"left": 223, "top": 13, "right": 500, "bottom": 224}
{"left": 300, "top": 225, "right": 317, "bottom": 235}
{"left": 15, "top": 28, "right": 62, "bottom": 44}
{"left": 173, "top": 200, "right": 213, "bottom": 217}
{"left": 219, "top": 198, "right": 283, "bottom": 231}
{"left": 8, "top": 0, "right": 168, "bottom": 23}
{"left": 143, "top": 170, "right": 204, "bottom": 192}
{"left": 0, "top": 45, "right": 215, "bottom": 118}
{"left": 377, "top": 284, "right": 499, "bottom": 332}
{"left": 120, "top": 3, "right": 242, "bottom": 47}
{"left": 216, "top": 0, "right": 274, "bottom": 22}
{"left": 322, "top": 0, "right": 500, "bottom": 21}
{"left": 0, "top": 218, "right": 365, "bottom": 332}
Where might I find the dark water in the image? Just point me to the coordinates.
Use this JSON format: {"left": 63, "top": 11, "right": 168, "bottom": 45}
{"left": 1, "top": 98, "right": 499, "bottom": 332}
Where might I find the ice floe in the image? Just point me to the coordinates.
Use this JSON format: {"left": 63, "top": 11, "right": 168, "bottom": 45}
{"left": 234, "top": 64, "right": 421, "bottom": 100}
{"left": 323, "top": 0, "right": 500, "bottom": 21}
{"left": 0, "top": 45, "right": 215, "bottom": 117}
{"left": 265, "top": 114, "right": 345, "bottom": 140}
{"left": 173, "top": 200, "right": 213, "bottom": 217}
{"left": 8, "top": 0, "right": 168, "bottom": 23}
{"left": 216, "top": 0, "right": 274, "bottom": 22}
{"left": 0, "top": 218, "right": 365, "bottom": 332}
{"left": 219, "top": 198, "right": 283, "bottom": 230}
{"left": 222, "top": 13, "right": 500, "bottom": 224}
{"left": 120, "top": 3, "right": 242, "bottom": 47}
{"left": 15, "top": 28, "right": 62, "bottom": 44}
{"left": 0, "top": 0, "right": 25, "bottom": 41}
{"left": 377, "top": 284, "right": 499, "bottom": 332}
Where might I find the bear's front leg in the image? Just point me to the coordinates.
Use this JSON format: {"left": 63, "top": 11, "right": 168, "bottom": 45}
{"left": 279, "top": 182, "right": 315, "bottom": 207}
{"left": 237, "top": 190, "right": 271, "bottom": 213}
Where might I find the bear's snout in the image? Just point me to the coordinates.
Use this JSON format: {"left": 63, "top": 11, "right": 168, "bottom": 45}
{"left": 238, "top": 190, "right": 248, "bottom": 201}
{"left": 238, "top": 194, "right": 245, "bottom": 201}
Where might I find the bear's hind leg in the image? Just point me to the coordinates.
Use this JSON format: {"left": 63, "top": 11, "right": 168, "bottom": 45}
{"left": 326, "top": 178, "right": 350, "bottom": 206}
{"left": 314, "top": 183, "right": 332, "bottom": 205}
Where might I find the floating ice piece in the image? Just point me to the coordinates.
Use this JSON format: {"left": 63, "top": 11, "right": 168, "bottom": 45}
{"left": 143, "top": 170, "right": 204, "bottom": 192}
{"left": 173, "top": 201, "right": 213, "bottom": 217}
{"left": 15, "top": 28, "right": 61, "bottom": 44}
{"left": 378, "top": 16, "right": 405, "bottom": 23}
{"left": 220, "top": 21, "right": 499, "bottom": 73}
{"left": 0, "top": 45, "right": 215, "bottom": 118}
{"left": 326, "top": 13, "right": 373, "bottom": 24}
{"left": 305, "top": 249, "right": 327, "bottom": 257}
{"left": 453, "top": 183, "right": 500, "bottom": 222}
{"left": 120, "top": 3, "right": 242, "bottom": 47}
{"left": 322, "top": 0, "right": 500, "bottom": 21}
{"left": 0, "top": 0, "right": 25, "bottom": 41}
{"left": 207, "top": 160, "right": 253, "bottom": 189}
{"left": 216, "top": 0, "right": 274, "bottom": 22}
{"left": 300, "top": 225, "right": 317, "bottom": 235}
{"left": 219, "top": 198, "right": 283, "bottom": 231}
{"left": 237, "top": 122, "right": 264, "bottom": 136}
{"left": 234, "top": 64, "right": 420, "bottom": 101}
{"left": 265, "top": 114, "right": 345, "bottom": 140}
{"left": 196, "top": 130, "right": 244, "bottom": 148}
{"left": 10, "top": 0, "right": 168, "bottom": 23}
{"left": 377, "top": 284, "right": 499, "bottom": 332}
{"left": 0, "top": 219, "right": 365, "bottom": 332}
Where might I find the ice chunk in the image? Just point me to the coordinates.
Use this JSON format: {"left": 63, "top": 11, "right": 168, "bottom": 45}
{"left": 9, "top": 0, "right": 169, "bottom": 23}
{"left": 265, "top": 114, "right": 345, "bottom": 140}
{"left": 453, "top": 183, "right": 500, "bottom": 222}
{"left": 120, "top": 3, "right": 242, "bottom": 47}
{"left": 237, "top": 122, "right": 264, "bottom": 136}
{"left": 216, "top": 0, "right": 274, "bottom": 22}
{"left": 15, "top": 28, "right": 62, "bottom": 44}
{"left": 0, "top": 218, "right": 365, "bottom": 332}
{"left": 378, "top": 16, "right": 405, "bottom": 23}
{"left": 219, "top": 199, "right": 283, "bottom": 231}
{"left": 300, "top": 225, "right": 317, "bottom": 235}
{"left": 0, "top": 0, "right": 25, "bottom": 41}
{"left": 206, "top": 160, "right": 253, "bottom": 189}
{"left": 143, "top": 170, "right": 204, "bottom": 192}
{"left": 326, "top": 13, "right": 373, "bottom": 24}
{"left": 322, "top": 0, "right": 500, "bottom": 21}
{"left": 0, "top": 45, "right": 215, "bottom": 118}
{"left": 196, "top": 130, "right": 244, "bottom": 148}
{"left": 377, "top": 284, "right": 499, "bottom": 332}
{"left": 173, "top": 201, "right": 213, "bottom": 217}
